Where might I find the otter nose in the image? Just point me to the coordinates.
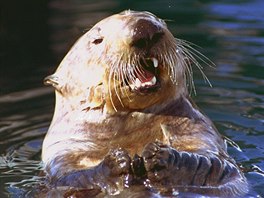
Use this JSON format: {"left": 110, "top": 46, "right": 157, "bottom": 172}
{"left": 130, "top": 19, "right": 164, "bottom": 49}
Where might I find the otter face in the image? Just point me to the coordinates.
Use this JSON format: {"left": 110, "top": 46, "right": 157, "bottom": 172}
{"left": 45, "top": 10, "right": 202, "bottom": 113}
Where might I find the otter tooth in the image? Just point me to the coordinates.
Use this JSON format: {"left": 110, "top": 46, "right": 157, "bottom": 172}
{"left": 143, "top": 76, "right": 157, "bottom": 86}
{"left": 135, "top": 78, "right": 141, "bottom": 87}
{"left": 151, "top": 76, "right": 157, "bottom": 85}
{"left": 143, "top": 82, "right": 149, "bottom": 86}
{"left": 129, "top": 84, "right": 135, "bottom": 89}
{"left": 152, "top": 58, "right": 158, "bottom": 68}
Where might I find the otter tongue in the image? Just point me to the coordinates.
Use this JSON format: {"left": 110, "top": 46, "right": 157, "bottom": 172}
{"left": 131, "top": 58, "right": 159, "bottom": 90}
{"left": 135, "top": 70, "right": 157, "bottom": 88}
{"left": 138, "top": 69, "right": 155, "bottom": 83}
{"left": 137, "top": 57, "right": 158, "bottom": 83}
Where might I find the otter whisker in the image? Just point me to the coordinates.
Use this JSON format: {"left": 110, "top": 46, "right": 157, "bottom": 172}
{"left": 136, "top": 59, "right": 148, "bottom": 80}
{"left": 116, "top": 54, "right": 127, "bottom": 98}
{"left": 112, "top": 54, "right": 126, "bottom": 108}
{"left": 182, "top": 45, "right": 212, "bottom": 88}
{"left": 108, "top": 57, "right": 125, "bottom": 112}
{"left": 179, "top": 39, "right": 215, "bottom": 68}
{"left": 125, "top": 55, "right": 138, "bottom": 85}
{"left": 122, "top": 57, "right": 132, "bottom": 101}
{"left": 170, "top": 47, "right": 178, "bottom": 83}
{"left": 163, "top": 41, "right": 192, "bottom": 93}
{"left": 166, "top": 47, "right": 177, "bottom": 83}
{"left": 114, "top": 68, "right": 124, "bottom": 108}
{"left": 185, "top": 58, "right": 196, "bottom": 95}
{"left": 159, "top": 53, "right": 168, "bottom": 76}
{"left": 172, "top": 47, "right": 180, "bottom": 82}
{"left": 130, "top": 54, "right": 142, "bottom": 79}
{"left": 127, "top": 66, "right": 135, "bottom": 86}
{"left": 174, "top": 43, "right": 195, "bottom": 93}
{"left": 108, "top": 67, "right": 118, "bottom": 112}
{"left": 177, "top": 39, "right": 213, "bottom": 87}
{"left": 176, "top": 45, "right": 197, "bottom": 94}
{"left": 119, "top": 61, "right": 127, "bottom": 97}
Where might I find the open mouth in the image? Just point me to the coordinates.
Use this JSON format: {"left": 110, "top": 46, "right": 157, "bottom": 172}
{"left": 128, "top": 57, "right": 160, "bottom": 94}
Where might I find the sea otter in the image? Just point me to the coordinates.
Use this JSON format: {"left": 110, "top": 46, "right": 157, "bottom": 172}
{"left": 43, "top": 10, "right": 248, "bottom": 197}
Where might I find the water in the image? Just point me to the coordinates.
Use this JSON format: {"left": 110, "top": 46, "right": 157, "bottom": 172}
{"left": 0, "top": 0, "right": 263, "bottom": 197}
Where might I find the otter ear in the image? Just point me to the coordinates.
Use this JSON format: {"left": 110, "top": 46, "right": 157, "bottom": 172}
{"left": 44, "top": 74, "right": 61, "bottom": 91}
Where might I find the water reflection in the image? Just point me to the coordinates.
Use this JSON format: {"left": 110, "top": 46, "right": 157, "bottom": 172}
{"left": 204, "top": 1, "right": 264, "bottom": 77}
{"left": 0, "top": 0, "right": 263, "bottom": 197}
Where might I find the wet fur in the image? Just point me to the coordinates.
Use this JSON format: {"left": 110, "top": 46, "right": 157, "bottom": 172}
{"left": 42, "top": 10, "right": 248, "bottom": 197}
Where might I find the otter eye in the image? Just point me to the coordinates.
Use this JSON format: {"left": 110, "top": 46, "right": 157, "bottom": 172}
{"left": 92, "top": 38, "right": 103, "bottom": 45}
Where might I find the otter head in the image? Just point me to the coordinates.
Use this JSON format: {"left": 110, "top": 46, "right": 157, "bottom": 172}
{"left": 45, "top": 10, "right": 200, "bottom": 114}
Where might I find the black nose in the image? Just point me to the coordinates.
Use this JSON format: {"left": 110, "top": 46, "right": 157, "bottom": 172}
{"left": 130, "top": 19, "right": 164, "bottom": 49}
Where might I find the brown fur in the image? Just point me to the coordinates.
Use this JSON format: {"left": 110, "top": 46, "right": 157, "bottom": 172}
{"left": 43, "top": 10, "right": 248, "bottom": 197}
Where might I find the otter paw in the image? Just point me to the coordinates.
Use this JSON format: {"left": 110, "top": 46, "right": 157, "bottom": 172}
{"left": 142, "top": 142, "right": 176, "bottom": 182}
{"left": 96, "top": 148, "right": 133, "bottom": 195}
{"left": 101, "top": 148, "right": 132, "bottom": 177}
{"left": 142, "top": 142, "right": 201, "bottom": 185}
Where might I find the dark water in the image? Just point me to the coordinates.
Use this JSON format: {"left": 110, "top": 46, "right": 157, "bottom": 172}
{"left": 0, "top": 0, "right": 263, "bottom": 197}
